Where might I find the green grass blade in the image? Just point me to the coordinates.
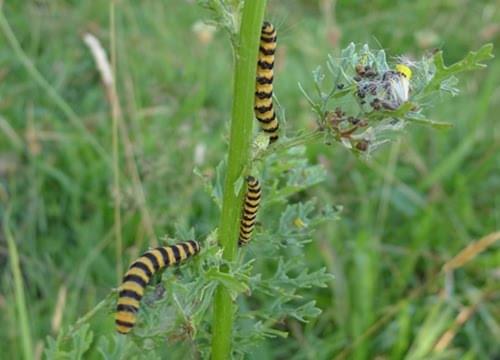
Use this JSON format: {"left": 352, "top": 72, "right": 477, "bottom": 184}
{"left": 4, "top": 210, "right": 34, "bottom": 360}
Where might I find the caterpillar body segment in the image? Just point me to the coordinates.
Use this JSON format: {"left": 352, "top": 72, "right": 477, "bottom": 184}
{"left": 255, "top": 21, "right": 279, "bottom": 143}
{"left": 238, "top": 176, "right": 262, "bottom": 247}
{"left": 115, "top": 240, "right": 200, "bottom": 334}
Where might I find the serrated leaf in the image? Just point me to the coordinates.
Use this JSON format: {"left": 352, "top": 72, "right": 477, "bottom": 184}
{"left": 439, "top": 75, "right": 460, "bottom": 96}
{"left": 44, "top": 324, "right": 93, "bottom": 360}
{"left": 205, "top": 268, "right": 250, "bottom": 295}
{"left": 97, "top": 335, "right": 131, "bottom": 360}
{"left": 294, "top": 267, "right": 334, "bottom": 288}
{"left": 287, "top": 300, "right": 322, "bottom": 322}
{"left": 375, "top": 49, "right": 389, "bottom": 72}
{"left": 435, "top": 43, "right": 493, "bottom": 73}
{"left": 174, "top": 225, "right": 196, "bottom": 242}
{"left": 423, "top": 44, "right": 494, "bottom": 95}
{"left": 253, "top": 321, "right": 289, "bottom": 339}
{"left": 193, "top": 167, "right": 221, "bottom": 210}
{"left": 341, "top": 42, "right": 356, "bottom": 61}
{"left": 312, "top": 66, "right": 325, "bottom": 84}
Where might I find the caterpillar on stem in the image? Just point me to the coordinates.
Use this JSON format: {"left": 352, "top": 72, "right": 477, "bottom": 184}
{"left": 115, "top": 240, "right": 200, "bottom": 334}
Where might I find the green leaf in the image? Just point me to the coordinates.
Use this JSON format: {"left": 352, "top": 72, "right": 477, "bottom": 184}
{"left": 194, "top": 166, "right": 222, "bottom": 209}
{"left": 423, "top": 44, "right": 494, "bottom": 95}
{"left": 205, "top": 268, "right": 250, "bottom": 296}
{"left": 97, "top": 336, "right": 133, "bottom": 360}
{"left": 368, "top": 102, "right": 416, "bottom": 120}
{"left": 435, "top": 43, "right": 493, "bottom": 73}
{"left": 407, "top": 116, "right": 453, "bottom": 130}
{"left": 254, "top": 323, "right": 289, "bottom": 339}
{"left": 331, "top": 86, "right": 354, "bottom": 99}
{"left": 375, "top": 49, "right": 389, "bottom": 72}
{"left": 287, "top": 300, "right": 322, "bottom": 322}
{"left": 44, "top": 324, "right": 93, "bottom": 360}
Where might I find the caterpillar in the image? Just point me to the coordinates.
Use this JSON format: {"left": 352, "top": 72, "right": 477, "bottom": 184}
{"left": 254, "top": 21, "right": 279, "bottom": 143}
{"left": 238, "top": 176, "right": 262, "bottom": 246}
{"left": 115, "top": 240, "right": 200, "bottom": 334}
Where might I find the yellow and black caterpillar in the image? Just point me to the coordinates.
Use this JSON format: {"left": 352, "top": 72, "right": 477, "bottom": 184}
{"left": 255, "top": 21, "right": 279, "bottom": 143}
{"left": 238, "top": 176, "right": 262, "bottom": 246}
{"left": 115, "top": 240, "right": 200, "bottom": 334}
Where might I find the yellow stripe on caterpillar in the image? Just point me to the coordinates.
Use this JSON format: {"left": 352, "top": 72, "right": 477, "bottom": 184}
{"left": 254, "top": 21, "right": 279, "bottom": 143}
{"left": 115, "top": 240, "right": 201, "bottom": 334}
{"left": 238, "top": 176, "right": 262, "bottom": 247}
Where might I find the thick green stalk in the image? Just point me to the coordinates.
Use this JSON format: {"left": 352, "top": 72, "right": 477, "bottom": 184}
{"left": 211, "top": 1, "right": 267, "bottom": 359}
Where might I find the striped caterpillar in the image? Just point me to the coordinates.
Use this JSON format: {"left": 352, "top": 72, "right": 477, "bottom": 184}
{"left": 254, "top": 21, "right": 279, "bottom": 143}
{"left": 115, "top": 240, "right": 200, "bottom": 334}
{"left": 238, "top": 176, "right": 262, "bottom": 246}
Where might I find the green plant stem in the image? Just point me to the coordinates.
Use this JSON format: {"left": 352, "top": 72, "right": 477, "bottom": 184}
{"left": 211, "top": 1, "right": 267, "bottom": 359}
{"left": 4, "top": 211, "right": 33, "bottom": 360}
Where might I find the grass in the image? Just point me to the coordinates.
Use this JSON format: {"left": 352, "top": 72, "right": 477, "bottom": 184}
{"left": 0, "top": 0, "right": 499, "bottom": 359}
{"left": 4, "top": 209, "right": 33, "bottom": 360}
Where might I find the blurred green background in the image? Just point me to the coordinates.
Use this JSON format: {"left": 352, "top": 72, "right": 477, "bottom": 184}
{"left": 1, "top": 0, "right": 499, "bottom": 359}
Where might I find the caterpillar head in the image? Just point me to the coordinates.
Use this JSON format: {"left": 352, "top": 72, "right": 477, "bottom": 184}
{"left": 262, "top": 21, "right": 274, "bottom": 33}
{"left": 189, "top": 240, "right": 201, "bottom": 253}
{"left": 395, "top": 64, "right": 412, "bottom": 79}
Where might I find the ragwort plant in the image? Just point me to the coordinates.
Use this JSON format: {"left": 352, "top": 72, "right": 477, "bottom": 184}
{"left": 42, "top": 0, "right": 493, "bottom": 359}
